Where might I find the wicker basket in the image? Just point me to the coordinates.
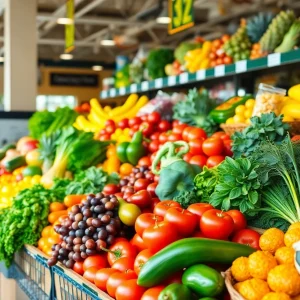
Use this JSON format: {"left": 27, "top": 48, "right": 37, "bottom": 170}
{"left": 221, "top": 121, "right": 300, "bottom": 136}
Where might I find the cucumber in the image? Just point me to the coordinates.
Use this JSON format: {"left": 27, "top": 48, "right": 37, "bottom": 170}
{"left": 0, "top": 144, "right": 16, "bottom": 160}
{"left": 3, "top": 156, "right": 26, "bottom": 172}
{"left": 137, "top": 238, "right": 255, "bottom": 287}
{"left": 22, "top": 166, "right": 42, "bottom": 177}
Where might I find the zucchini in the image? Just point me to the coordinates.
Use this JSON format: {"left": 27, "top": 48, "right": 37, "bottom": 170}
{"left": 3, "top": 156, "right": 26, "bottom": 172}
{"left": 0, "top": 144, "right": 16, "bottom": 160}
{"left": 137, "top": 238, "right": 255, "bottom": 287}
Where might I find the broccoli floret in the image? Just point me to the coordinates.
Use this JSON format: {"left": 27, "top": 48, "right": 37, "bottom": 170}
{"left": 173, "top": 190, "right": 199, "bottom": 208}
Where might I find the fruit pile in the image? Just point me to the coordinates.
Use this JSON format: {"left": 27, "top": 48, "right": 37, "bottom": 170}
{"left": 226, "top": 98, "right": 256, "bottom": 125}
{"left": 231, "top": 225, "right": 300, "bottom": 299}
{"left": 209, "top": 35, "right": 233, "bottom": 67}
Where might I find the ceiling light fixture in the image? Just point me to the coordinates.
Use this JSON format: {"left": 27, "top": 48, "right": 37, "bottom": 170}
{"left": 101, "top": 32, "right": 116, "bottom": 46}
{"left": 57, "top": 17, "right": 74, "bottom": 25}
{"left": 92, "top": 65, "right": 103, "bottom": 71}
{"left": 60, "top": 53, "right": 73, "bottom": 60}
{"left": 156, "top": 7, "right": 171, "bottom": 24}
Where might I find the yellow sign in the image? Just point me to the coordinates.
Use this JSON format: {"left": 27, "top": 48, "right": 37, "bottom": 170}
{"left": 168, "top": 0, "right": 194, "bottom": 35}
{"left": 65, "top": 0, "right": 75, "bottom": 53}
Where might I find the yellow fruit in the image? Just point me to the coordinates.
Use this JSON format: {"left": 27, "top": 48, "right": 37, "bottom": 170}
{"left": 289, "top": 223, "right": 300, "bottom": 231}
{"left": 235, "top": 105, "right": 246, "bottom": 116}
{"left": 259, "top": 228, "right": 285, "bottom": 253}
{"left": 234, "top": 282, "right": 243, "bottom": 293}
{"left": 262, "top": 292, "right": 291, "bottom": 300}
{"left": 285, "top": 229, "right": 300, "bottom": 247}
{"left": 226, "top": 117, "right": 235, "bottom": 125}
{"left": 231, "top": 257, "right": 252, "bottom": 282}
{"left": 288, "top": 84, "right": 300, "bottom": 101}
{"left": 239, "top": 278, "right": 270, "bottom": 300}
{"left": 268, "top": 264, "right": 300, "bottom": 296}
{"left": 275, "top": 247, "right": 295, "bottom": 264}
{"left": 244, "top": 109, "right": 253, "bottom": 119}
{"left": 283, "top": 115, "right": 295, "bottom": 122}
{"left": 248, "top": 251, "right": 277, "bottom": 280}
{"left": 233, "top": 114, "right": 245, "bottom": 124}
{"left": 245, "top": 99, "right": 256, "bottom": 109}
{"left": 245, "top": 118, "right": 251, "bottom": 124}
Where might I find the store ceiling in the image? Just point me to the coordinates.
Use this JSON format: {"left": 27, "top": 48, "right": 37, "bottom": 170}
{"left": 1, "top": 0, "right": 300, "bottom": 66}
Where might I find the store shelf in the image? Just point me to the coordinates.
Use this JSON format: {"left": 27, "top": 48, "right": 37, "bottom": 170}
{"left": 100, "top": 49, "right": 300, "bottom": 99}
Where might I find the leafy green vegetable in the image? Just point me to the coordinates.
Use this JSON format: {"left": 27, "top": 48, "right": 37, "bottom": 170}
{"left": 232, "top": 113, "right": 289, "bottom": 158}
{"left": 209, "top": 157, "right": 267, "bottom": 216}
{"left": 174, "top": 42, "right": 202, "bottom": 65}
{"left": 173, "top": 190, "right": 200, "bottom": 208}
{"left": 0, "top": 185, "right": 62, "bottom": 266}
{"left": 173, "top": 88, "right": 218, "bottom": 136}
{"left": 51, "top": 178, "right": 72, "bottom": 200}
{"left": 29, "top": 111, "right": 55, "bottom": 139}
{"left": 146, "top": 49, "right": 174, "bottom": 79}
{"left": 194, "top": 166, "right": 218, "bottom": 202}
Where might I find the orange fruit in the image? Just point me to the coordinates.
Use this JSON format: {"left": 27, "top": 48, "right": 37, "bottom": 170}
{"left": 284, "top": 229, "right": 300, "bottom": 247}
{"left": 41, "top": 225, "right": 52, "bottom": 238}
{"left": 262, "top": 292, "right": 291, "bottom": 300}
{"left": 275, "top": 247, "right": 295, "bottom": 265}
{"left": 231, "top": 257, "right": 252, "bottom": 282}
{"left": 259, "top": 228, "right": 285, "bottom": 253}
{"left": 239, "top": 278, "right": 270, "bottom": 300}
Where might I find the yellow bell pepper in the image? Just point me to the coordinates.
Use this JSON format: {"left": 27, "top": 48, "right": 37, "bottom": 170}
{"left": 281, "top": 104, "right": 300, "bottom": 120}
{"left": 288, "top": 84, "right": 300, "bottom": 101}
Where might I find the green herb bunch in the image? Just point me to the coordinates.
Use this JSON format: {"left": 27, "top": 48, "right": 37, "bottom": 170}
{"left": 209, "top": 157, "right": 267, "bottom": 215}
{"left": 232, "top": 113, "right": 289, "bottom": 158}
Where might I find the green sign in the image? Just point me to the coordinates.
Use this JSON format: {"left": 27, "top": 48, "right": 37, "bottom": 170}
{"left": 169, "top": 0, "right": 194, "bottom": 35}
{"left": 65, "top": 0, "right": 75, "bottom": 53}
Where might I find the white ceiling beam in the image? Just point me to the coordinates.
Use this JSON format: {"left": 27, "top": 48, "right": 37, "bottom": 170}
{"left": 75, "top": 0, "right": 106, "bottom": 18}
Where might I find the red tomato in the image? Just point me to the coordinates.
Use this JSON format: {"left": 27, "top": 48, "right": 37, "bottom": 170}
{"left": 292, "top": 135, "right": 300, "bottom": 142}
{"left": 158, "top": 120, "right": 171, "bottom": 132}
{"left": 173, "top": 124, "right": 187, "bottom": 135}
{"left": 148, "top": 140, "right": 160, "bottom": 153}
{"left": 107, "top": 241, "right": 137, "bottom": 266}
{"left": 112, "top": 256, "right": 135, "bottom": 272}
{"left": 139, "top": 122, "right": 154, "bottom": 137}
{"left": 103, "top": 184, "right": 120, "bottom": 195}
{"left": 127, "top": 190, "right": 152, "bottom": 208}
{"left": 211, "top": 132, "right": 230, "bottom": 140}
{"left": 187, "top": 203, "right": 214, "bottom": 222}
{"left": 200, "top": 209, "right": 234, "bottom": 240}
{"left": 94, "top": 268, "right": 120, "bottom": 291}
{"left": 129, "top": 117, "right": 142, "bottom": 127}
{"left": 193, "top": 231, "right": 206, "bottom": 238}
{"left": 164, "top": 207, "right": 198, "bottom": 237}
{"left": 138, "top": 156, "right": 152, "bottom": 167}
{"left": 105, "top": 119, "right": 115, "bottom": 127}
{"left": 226, "top": 210, "right": 247, "bottom": 233}
{"left": 150, "top": 197, "right": 160, "bottom": 211}
{"left": 190, "top": 155, "right": 208, "bottom": 167}
{"left": 135, "top": 213, "right": 164, "bottom": 237}
{"left": 150, "top": 152, "right": 157, "bottom": 163}
{"left": 202, "top": 138, "right": 224, "bottom": 156}
{"left": 150, "top": 132, "right": 160, "bottom": 141}
{"left": 206, "top": 155, "right": 225, "bottom": 168}
{"left": 232, "top": 229, "right": 261, "bottom": 250}
{"left": 182, "top": 127, "right": 194, "bottom": 141}
{"left": 148, "top": 112, "right": 161, "bottom": 124}
{"left": 143, "top": 221, "right": 178, "bottom": 253}
{"left": 153, "top": 200, "right": 181, "bottom": 217}
{"left": 133, "top": 249, "right": 153, "bottom": 275}
{"left": 130, "top": 233, "right": 147, "bottom": 252}
{"left": 172, "top": 119, "right": 180, "bottom": 127}
{"left": 168, "top": 133, "right": 182, "bottom": 142}
{"left": 147, "top": 182, "right": 158, "bottom": 197}
{"left": 187, "top": 128, "right": 207, "bottom": 141}
{"left": 73, "top": 261, "right": 84, "bottom": 275}
{"left": 83, "top": 267, "right": 98, "bottom": 283}
{"left": 223, "top": 139, "right": 233, "bottom": 156}
{"left": 118, "top": 118, "right": 129, "bottom": 129}
{"left": 159, "top": 132, "right": 169, "bottom": 144}
{"left": 106, "top": 270, "right": 137, "bottom": 298}
{"left": 183, "top": 152, "right": 193, "bottom": 162}
{"left": 99, "top": 134, "right": 111, "bottom": 141}
{"left": 189, "top": 139, "right": 204, "bottom": 155}
{"left": 223, "top": 56, "right": 232, "bottom": 64}
{"left": 134, "top": 179, "right": 151, "bottom": 192}
{"left": 115, "top": 279, "right": 147, "bottom": 300}
{"left": 83, "top": 255, "right": 107, "bottom": 272}
{"left": 141, "top": 285, "right": 165, "bottom": 300}
{"left": 106, "top": 124, "right": 116, "bottom": 134}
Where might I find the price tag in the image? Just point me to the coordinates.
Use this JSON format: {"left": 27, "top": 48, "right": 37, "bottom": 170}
{"left": 214, "top": 65, "right": 225, "bottom": 77}
{"left": 141, "top": 81, "right": 149, "bottom": 91}
{"left": 179, "top": 72, "right": 189, "bottom": 84}
{"left": 196, "top": 69, "right": 205, "bottom": 80}
{"left": 131, "top": 84, "right": 137, "bottom": 93}
{"left": 110, "top": 88, "right": 116, "bottom": 97}
{"left": 155, "top": 78, "right": 163, "bottom": 88}
{"left": 119, "top": 87, "right": 126, "bottom": 95}
{"left": 168, "top": 76, "right": 177, "bottom": 86}
{"left": 268, "top": 53, "right": 281, "bottom": 67}
{"left": 101, "top": 90, "right": 108, "bottom": 98}
{"left": 235, "top": 60, "right": 247, "bottom": 73}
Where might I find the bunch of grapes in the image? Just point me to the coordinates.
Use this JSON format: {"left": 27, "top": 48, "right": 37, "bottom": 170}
{"left": 47, "top": 193, "right": 127, "bottom": 268}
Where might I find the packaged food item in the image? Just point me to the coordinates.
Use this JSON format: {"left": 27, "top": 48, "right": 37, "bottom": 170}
{"left": 252, "top": 83, "right": 286, "bottom": 117}
{"left": 102, "top": 77, "right": 115, "bottom": 90}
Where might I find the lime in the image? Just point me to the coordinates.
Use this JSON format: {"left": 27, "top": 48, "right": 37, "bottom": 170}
{"left": 22, "top": 166, "right": 42, "bottom": 177}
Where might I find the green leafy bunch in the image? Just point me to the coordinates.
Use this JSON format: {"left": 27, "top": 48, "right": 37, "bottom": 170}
{"left": 232, "top": 113, "right": 289, "bottom": 158}
{"left": 194, "top": 166, "right": 218, "bottom": 202}
{"left": 209, "top": 157, "right": 267, "bottom": 215}
{"left": 173, "top": 190, "right": 199, "bottom": 209}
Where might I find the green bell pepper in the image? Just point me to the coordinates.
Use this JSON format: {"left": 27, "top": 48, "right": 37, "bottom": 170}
{"left": 158, "top": 283, "right": 194, "bottom": 300}
{"left": 182, "top": 264, "right": 224, "bottom": 298}
{"left": 116, "top": 131, "right": 145, "bottom": 165}
{"left": 152, "top": 141, "right": 201, "bottom": 200}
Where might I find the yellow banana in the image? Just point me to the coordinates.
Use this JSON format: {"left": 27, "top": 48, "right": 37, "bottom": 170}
{"left": 104, "top": 106, "right": 111, "bottom": 113}
{"left": 76, "top": 115, "right": 99, "bottom": 132}
{"left": 90, "top": 98, "right": 109, "bottom": 119}
{"left": 73, "top": 121, "right": 82, "bottom": 130}
{"left": 88, "top": 110, "right": 106, "bottom": 127}
{"left": 108, "top": 94, "right": 139, "bottom": 117}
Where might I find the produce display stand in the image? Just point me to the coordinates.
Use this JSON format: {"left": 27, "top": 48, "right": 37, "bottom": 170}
{"left": 100, "top": 49, "right": 300, "bottom": 99}
{"left": 0, "top": 245, "right": 113, "bottom": 300}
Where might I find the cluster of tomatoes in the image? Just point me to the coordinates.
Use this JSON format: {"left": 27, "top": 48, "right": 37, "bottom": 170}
{"left": 209, "top": 35, "right": 233, "bottom": 67}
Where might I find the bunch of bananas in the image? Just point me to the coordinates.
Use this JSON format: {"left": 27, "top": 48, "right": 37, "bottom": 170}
{"left": 74, "top": 94, "right": 149, "bottom": 132}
